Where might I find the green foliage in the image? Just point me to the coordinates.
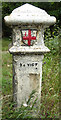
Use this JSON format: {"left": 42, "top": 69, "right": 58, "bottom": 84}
{"left": 44, "top": 27, "right": 59, "bottom": 55}
{"left": 40, "top": 27, "right": 59, "bottom": 118}
{"left": 2, "top": 37, "right": 12, "bottom": 51}
{"left": 2, "top": 47, "right": 12, "bottom": 95}
{"left": 2, "top": 90, "right": 39, "bottom": 119}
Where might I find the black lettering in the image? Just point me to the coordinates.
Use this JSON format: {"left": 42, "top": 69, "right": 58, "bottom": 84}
{"left": 32, "top": 63, "right": 34, "bottom": 66}
{"left": 35, "top": 63, "right": 38, "bottom": 66}
{"left": 36, "top": 68, "right": 37, "bottom": 69}
{"left": 27, "top": 64, "right": 29, "bottom": 66}
{"left": 20, "top": 63, "right": 22, "bottom": 67}
{"left": 23, "top": 64, "right": 25, "bottom": 67}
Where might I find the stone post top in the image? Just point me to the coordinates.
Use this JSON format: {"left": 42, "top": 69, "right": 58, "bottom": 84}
{"left": 4, "top": 3, "right": 56, "bottom": 26}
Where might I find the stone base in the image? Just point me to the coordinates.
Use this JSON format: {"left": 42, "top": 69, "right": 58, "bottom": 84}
{"left": 12, "top": 54, "right": 44, "bottom": 108}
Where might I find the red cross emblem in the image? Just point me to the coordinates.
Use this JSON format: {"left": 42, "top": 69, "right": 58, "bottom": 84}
{"left": 22, "top": 29, "right": 37, "bottom": 46}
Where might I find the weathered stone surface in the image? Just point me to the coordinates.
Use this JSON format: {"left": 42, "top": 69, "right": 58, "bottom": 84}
{"left": 9, "top": 25, "right": 50, "bottom": 53}
{"left": 13, "top": 54, "right": 44, "bottom": 107}
{"left": 4, "top": 3, "right": 56, "bottom": 26}
{"left": 9, "top": 45, "right": 50, "bottom": 54}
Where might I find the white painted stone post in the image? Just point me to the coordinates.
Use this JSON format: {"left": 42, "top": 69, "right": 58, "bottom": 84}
{"left": 4, "top": 3, "right": 56, "bottom": 112}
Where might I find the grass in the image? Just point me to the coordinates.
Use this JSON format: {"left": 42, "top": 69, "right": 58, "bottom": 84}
{"left": 2, "top": 34, "right": 59, "bottom": 119}
{"left": 40, "top": 35, "right": 59, "bottom": 118}
{"left": 2, "top": 53, "right": 12, "bottom": 95}
{"left": 2, "top": 37, "right": 12, "bottom": 51}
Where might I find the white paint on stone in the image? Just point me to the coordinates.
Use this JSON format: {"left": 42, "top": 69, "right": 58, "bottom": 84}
{"left": 9, "top": 45, "right": 50, "bottom": 54}
{"left": 13, "top": 54, "right": 44, "bottom": 107}
{"left": 4, "top": 3, "right": 56, "bottom": 26}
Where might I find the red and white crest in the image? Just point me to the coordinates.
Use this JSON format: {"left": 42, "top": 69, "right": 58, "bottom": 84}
{"left": 22, "top": 29, "right": 37, "bottom": 46}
